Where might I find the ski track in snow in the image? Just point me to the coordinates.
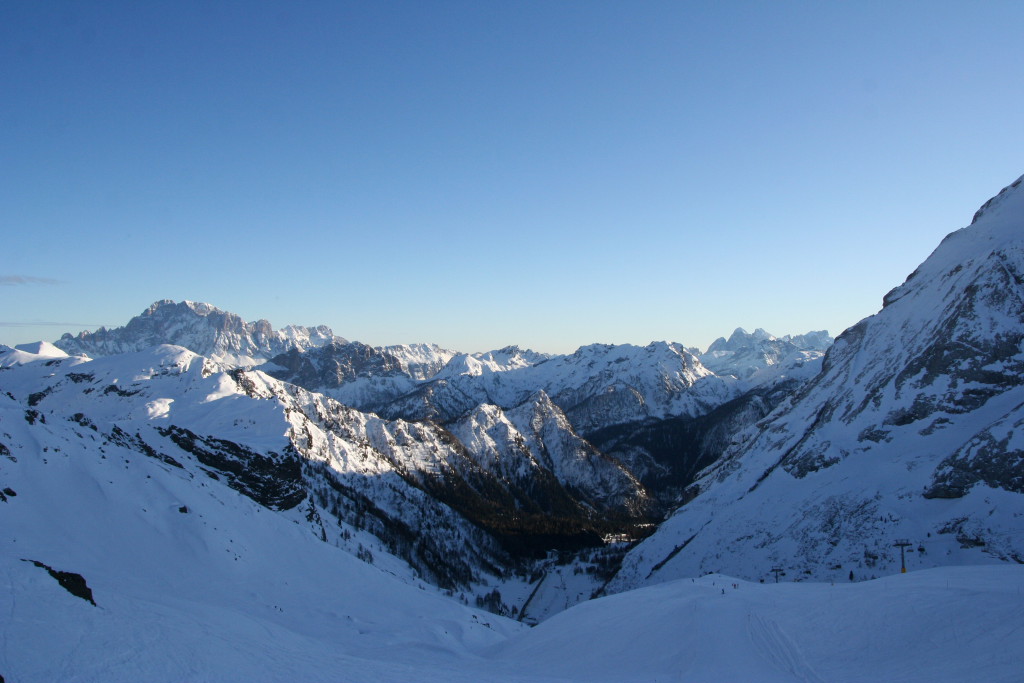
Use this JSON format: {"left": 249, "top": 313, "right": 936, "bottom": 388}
{"left": 748, "top": 614, "right": 824, "bottom": 683}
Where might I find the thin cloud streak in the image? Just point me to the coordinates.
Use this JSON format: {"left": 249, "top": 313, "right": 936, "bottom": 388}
{"left": 0, "top": 275, "right": 63, "bottom": 286}
{"left": 0, "top": 321, "right": 98, "bottom": 328}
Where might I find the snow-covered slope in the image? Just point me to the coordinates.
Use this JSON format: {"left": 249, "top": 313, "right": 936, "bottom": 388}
{"left": 0, "top": 341, "right": 71, "bottom": 368}
{"left": 2, "top": 342, "right": 657, "bottom": 598}
{"left": 492, "top": 566, "right": 1024, "bottom": 683}
{"left": 8, "top": 415, "right": 1021, "bottom": 683}
{"left": 55, "top": 300, "right": 342, "bottom": 367}
{"left": 610, "top": 174, "right": 1024, "bottom": 591}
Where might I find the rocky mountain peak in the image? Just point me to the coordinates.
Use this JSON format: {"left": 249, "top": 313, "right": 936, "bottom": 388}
{"left": 55, "top": 300, "right": 345, "bottom": 367}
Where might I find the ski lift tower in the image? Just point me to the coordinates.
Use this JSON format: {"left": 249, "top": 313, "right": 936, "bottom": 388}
{"left": 894, "top": 539, "right": 912, "bottom": 574}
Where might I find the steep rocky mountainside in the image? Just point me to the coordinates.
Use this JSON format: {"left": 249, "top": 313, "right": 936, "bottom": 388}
{"left": 609, "top": 174, "right": 1024, "bottom": 593}
{"left": 587, "top": 378, "right": 805, "bottom": 507}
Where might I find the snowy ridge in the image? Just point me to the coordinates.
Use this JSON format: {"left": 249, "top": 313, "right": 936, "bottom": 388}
{"left": 436, "top": 345, "right": 552, "bottom": 379}
{"left": 382, "top": 342, "right": 460, "bottom": 379}
{"left": 0, "top": 341, "right": 72, "bottom": 368}
{"left": 609, "top": 174, "right": 1024, "bottom": 592}
{"left": 378, "top": 341, "right": 743, "bottom": 431}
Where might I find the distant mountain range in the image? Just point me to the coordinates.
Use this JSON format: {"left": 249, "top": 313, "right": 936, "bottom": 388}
{"left": 0, "top": 293, "right": 825, "bottom": 615}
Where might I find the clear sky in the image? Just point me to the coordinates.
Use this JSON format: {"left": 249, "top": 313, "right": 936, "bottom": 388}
{"left": 3, "top": 1, "right": 1023, "bottom": 354}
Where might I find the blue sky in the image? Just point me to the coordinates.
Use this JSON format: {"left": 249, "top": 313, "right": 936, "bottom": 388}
{"left": 3, "top": 1, "right": 1023, "bottom": 354}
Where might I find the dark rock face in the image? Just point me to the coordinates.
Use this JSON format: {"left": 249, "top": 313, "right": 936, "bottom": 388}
{"left": 22, "top": 559, "right": 96, "bottom": 606}
{"left": 158, "top": 425, "right": 306, "bottom": 511}
{"left": 265, "top": 341, "right": 407, "bottom": 390}
{"left": 924, "top": 408, "right": 1024, "bottom": 498}
{"left": 107, "top": 426, "right": 185, "bottom": 470}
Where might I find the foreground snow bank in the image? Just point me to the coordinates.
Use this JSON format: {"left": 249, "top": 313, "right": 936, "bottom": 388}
{"left": 490, "top": 566, "right": 1024, "bottom": 682}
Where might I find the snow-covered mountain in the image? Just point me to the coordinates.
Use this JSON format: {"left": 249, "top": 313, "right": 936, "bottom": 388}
{"left": 55, "top": 300, "right": 343, "bottom": 367}
{"left": 261, "top": 340, "right": 457, "bottom": 409}
{"left": 609, "top": 174, "right": 1024, "bottom": 592}
{"left": 448, "top": 391, "right": 647, "bottom": 520}
{"left": 265, "top": 335, "right": 803, "bottom": 521}
{"left": 699, "top": 327, "right": 832, "bottom": 383}
{"left": 39, "top": 301, "right": 836, "bottom": 576}
{"left": 587, "top": 377, "right": 808, "bottom": 507}
{"left": 378, "top": 342, "right": 742, "bottom": 432}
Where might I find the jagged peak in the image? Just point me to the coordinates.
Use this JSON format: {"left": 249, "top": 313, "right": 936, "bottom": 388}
{"left": 144, "top": 299, "right": 224, "bottom": 318}
{"left": 725, "top": 327, "right": 775, "bottom": 344}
